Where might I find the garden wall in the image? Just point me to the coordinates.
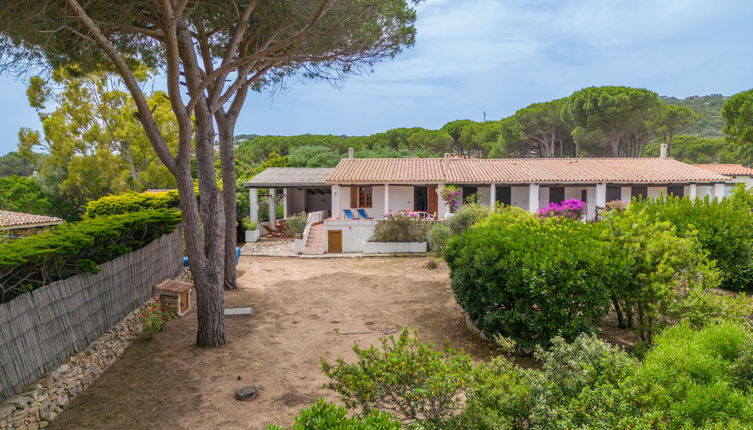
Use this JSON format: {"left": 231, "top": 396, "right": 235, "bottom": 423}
{"left": 0, "top": 227, "right": 183, "bottom": 401}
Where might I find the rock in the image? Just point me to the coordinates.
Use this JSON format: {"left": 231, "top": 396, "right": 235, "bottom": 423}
{"left": 9, "top": 397, "right": 33, "bottom": 408}
{"left": 235, "top": 386, "right": 259, "bottom": 401}
{"left": 52, "top": 364, "right": 70, "bottom": 376}
{"left": 0, "top": 404, "right": 16, "bottom": 420}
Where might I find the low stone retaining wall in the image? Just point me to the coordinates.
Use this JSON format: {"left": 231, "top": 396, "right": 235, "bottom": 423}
{"left": 0, "top": 299, "right": 155, "bottom": 430}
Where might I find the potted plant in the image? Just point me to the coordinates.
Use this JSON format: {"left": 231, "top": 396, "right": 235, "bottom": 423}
{"left": 243, "top": 216, "right": 260, "bottom": 242}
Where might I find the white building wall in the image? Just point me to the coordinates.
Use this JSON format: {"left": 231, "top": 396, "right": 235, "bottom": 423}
{"left": 697, "top": 185, "right": 713, "bottom": 200}
{"left": 538, "top": 186, "right": 549, "bottom": 209}
{"left": 510, "top": 186, "right": 530, "bottom": 211}
{"left": 647, "top": 186, "right": 665, "bottom": 199}
{"left": 324, "top": 219, "right": 378, "bottom": 253}
{"left": 388, "top": 186, "right": 414, "bottom": 215}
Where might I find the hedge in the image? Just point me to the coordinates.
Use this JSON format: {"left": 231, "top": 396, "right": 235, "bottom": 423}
{"left": 0, "top": 209, "right": 182, "bottom": 304}
{"left": 84, "top": 190, "right": 180, "bottom": 217}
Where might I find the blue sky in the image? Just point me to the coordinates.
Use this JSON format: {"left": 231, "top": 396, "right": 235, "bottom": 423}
{"left": 1, "top": 0, "right": 752, "bottom": 156}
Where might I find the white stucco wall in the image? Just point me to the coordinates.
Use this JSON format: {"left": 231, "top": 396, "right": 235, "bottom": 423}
{"left": 510, "top": 186, "right": 530, "bottom": 211}
{"left": 324, "top": 219, "right": 378, "bottom": 253}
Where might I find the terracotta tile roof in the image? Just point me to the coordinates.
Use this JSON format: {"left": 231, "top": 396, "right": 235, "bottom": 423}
{"left": 695, "top": 164, "right": 753, "bottom": 176}
{"left": 327, "top": 157, "right": 730, "bottom": 184}
{"left": 243, "top": 168, "right": 334, "bottom": 188}
{"left": 0, "top": 210, "right": 62, "bottom": 229}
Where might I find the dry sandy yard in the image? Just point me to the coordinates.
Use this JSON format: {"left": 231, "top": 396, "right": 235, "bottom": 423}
{"left": 50, "top": 256, "right": 494, "bottom": 430}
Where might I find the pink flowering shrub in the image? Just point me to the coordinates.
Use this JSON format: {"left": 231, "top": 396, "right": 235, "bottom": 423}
{"left": 537, "top": 199, "right": 586, "bottom": 219}
{"left": 441, "top": 185, "right": 461, "bottom": 213}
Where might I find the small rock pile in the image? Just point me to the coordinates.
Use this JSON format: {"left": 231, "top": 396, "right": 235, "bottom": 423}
{"left": 0, "top": 300, "right": 154, "bottom": 430}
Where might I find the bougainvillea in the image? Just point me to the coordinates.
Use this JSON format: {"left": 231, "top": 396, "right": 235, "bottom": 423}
{"left": 441, "top": 185, "right": 462, "bottom": 213}
{"left": 537, "top": 199, "right": 585, "bottom": 219}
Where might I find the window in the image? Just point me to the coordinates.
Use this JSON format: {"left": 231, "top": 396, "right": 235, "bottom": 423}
{"left": 358, "top": 186, "right": 373, "bottom": 208}
{"left": 631, "top": 187, "right": 648, "bottom": 200}
{"left": 549, "top": 187, "right": 565, "bottom": 203}
{"left": 606, "top": 186, "right": 621, "bottom": 202}
{"left": 667, "top": 186, "right": 684, "bottom": 198}
{"left": 496, "top": 186, "right": 511, "bottom": 206}
{"left": 462, "top": 186, "right": 478, "bottom": 203}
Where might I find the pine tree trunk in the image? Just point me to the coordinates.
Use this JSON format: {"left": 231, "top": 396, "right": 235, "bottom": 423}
{"left": 218, "top": 126, "right": 238, "bottom": 290}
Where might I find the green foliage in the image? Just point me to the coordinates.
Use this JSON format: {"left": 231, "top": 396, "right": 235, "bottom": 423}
{"left": 284, "top": 212, "right": 308, "bottom": 238}
{"left": 0, "top": 151, "right": 37, "bottom": 177}
{"left": 0, "top": 209, "right": 181, "bottom": 304}
{"left": 650, "top": 103, "right": 700, "bottom": 154}
{"left": 722, "top": 89, "right": 753, "bottom": 145}
{"left": 139, "top": 298, "right": 176, "bottom": 336}
{"left": 267, "top": 398, "right": 401, "bottom": 430}
{"left": 426, "top": 222, "right": 452, "bottom": 254}
{"left": 445, "top": 203, "right": 491, "bottom": 235}
{"left": 84, "top": 190, "right": 180, "bottom": 217}
{"left": 644, "top": 134, "right": 744, "bottom": 164}
{"left": 0, "top": 175, "right": 51, "bottom": 214}
{"left": 242, "top": 216, "right": 258, "bottom": 231}
{"left": 663, "top": 94, "right": 727, "bottom": 138}
{"left": 445, "top": 212, "right": 612, "bottom": 347}
{"left": 629, "top": 196, "right": 753, "bottom": 291}
{"left": 669, "top": 288, "right": 753, "bottom": 329}
{"left": 628, "top": 322, "right": 753, "bottom": 427}
{"left": 601, "top": 207, "right": 719, "bottom": 342}
{"left": 370, "top": 214, "right": 432, "bottom": 243}
{"left": 499, "top": 98, "right": 574, "bottom": 157}
{"left": 321, "top": 329, "right": 474, "bottom": 429}
{"left": 288, "top": 145, "right": 342, "bottom": 168}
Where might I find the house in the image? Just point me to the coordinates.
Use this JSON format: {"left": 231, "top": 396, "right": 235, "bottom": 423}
{"left": 695, "top": 164, "right": 753, "bottom": 194}
{"left": 0, "top": 210, "right": 62, "bottom": 238}
{"left": 243, "top": 148, "right": 730, "bottom": 254}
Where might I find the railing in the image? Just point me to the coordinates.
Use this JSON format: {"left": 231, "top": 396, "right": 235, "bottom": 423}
{"left": 300, "top": 210, "right": 328, "bottom": 246}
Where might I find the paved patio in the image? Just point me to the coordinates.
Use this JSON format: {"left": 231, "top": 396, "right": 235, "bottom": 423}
{"left": 240, "top": 238, "right": 296, "bottom": 257}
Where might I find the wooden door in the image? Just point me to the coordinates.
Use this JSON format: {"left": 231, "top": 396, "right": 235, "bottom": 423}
{"left": 328, "top": 230, "right": 343, "bottom": 253}
{"left": 428, "top": 186, "right": 438, "bottom": 216}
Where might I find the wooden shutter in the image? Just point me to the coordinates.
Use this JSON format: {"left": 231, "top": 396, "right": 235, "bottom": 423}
{"left": 350, "top": 186, "right": 359, "bottom": 208}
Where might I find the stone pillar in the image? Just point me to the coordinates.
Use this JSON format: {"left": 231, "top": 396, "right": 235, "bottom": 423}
{"left": 595, "top": 183, "right": 607, "bottom": 208}
{"left": 489, "top": 183, "right": 496, "bottom": 208}
{"left": 282, "top": 188, "right": 288, "bottom": 218}
{"left": 384, "top": 184, "right": 390, "bottom": 217}
{"left": 269, "top": 188, "right": 277, "bottom": 228}
{"left": 528, "top": 183, "right": 540, "bottom": 213}
{"left": 713, "top": 183, "right": 725, "bottom": 201}
{"left": 689, "top": 183, "right": 697, "bottom": 200}
{"left": 249, "top": 188, "right": 259, "bottom": 223}
{"left": 331, "top": 185, "right": 341, "bottom": 218}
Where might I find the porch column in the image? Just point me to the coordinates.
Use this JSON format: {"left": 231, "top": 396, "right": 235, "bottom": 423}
{"left": 269, "top": 188, "right": 277, "bottom": 227}
{"left": 331, "top": 185, "right": 341, "bottom": 218}
{"left": 282, "top": 188, "right": 289, "bottom": 218}
{"left": 713, "top": 183, "right": 725, "bottom": 201}
{"left": 249, "top": 188, "right": 259, "bottom": 223}
{"left": 689, "top": 183, "right": 697, "bottom": 200}
{"left": 437, "top": 184, "right": 450, "bottom": 218}
{"left": 528, "top": 183, "right": 540, "bottom": 213}
{"left": 384, "top": 184, "right": 390, "bottom": 217}
{"left": 489, "top": 183, "right": 496, "bottom": 207}
{"left": 595, "top": 183, "right": 607, "bottom": 208}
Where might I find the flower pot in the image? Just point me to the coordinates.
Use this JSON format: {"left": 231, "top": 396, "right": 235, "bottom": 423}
{"left": 245, "top": 229, "right": 260, "bottom": 243}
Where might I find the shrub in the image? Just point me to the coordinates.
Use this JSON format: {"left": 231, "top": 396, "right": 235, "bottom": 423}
{"left": 445, "top": 203, "right": 491, "bottom": 235}
{"left": 426, "top": 222, "right": 452, "bottom": 254}
{"left": 370, "top": 214, "right": 431, "bottom": 243}
{"left": 445, "top": 214, "right": 612, "bottom": 347}
{"left": 266, "top": 398, "right": 401, "bottom": 430}
{"left": 84, "top": 190, "right": 180, "bottom": 217}
{"left": 440, "top": 185, "right": 461, "bottom": 212}
{"left": 628, "top": 322, "right": 753, "bottom": 427}
{"left": 140, "top": 298, "right": 176, "bottom": 337}
{"left": 536, "top": 199, "right": 585, "bottom": 219}
{"left": 284, "top": 212, "right": 307, "bottom": 238}
{"left": 629, "top": 195, "right": 753, "bottom": 291}
{"left": 425, "top": 258, "right": 440, "bottom": 270}
{"left": 601, "top": 208, "right": 719, "bottom": 342}
{"left": 321, "top": 329, "right": 474, "bottom": 429}
{"left": 242, "top": 216, "right": 258, "bottom": 231}
{"left": 0, "top": 209, "right": 182, "bottom": 303}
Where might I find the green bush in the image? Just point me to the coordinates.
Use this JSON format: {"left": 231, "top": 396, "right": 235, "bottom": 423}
{"left": 627, "top": 322, "right": 753, "bottom": 427}
{"left": 630, "top": 195, "right": 753, "bottom": 291}
{"left": 284, "top": 212, "right": 308, "bottom": 238}
{"left": 0, "top": 209, "right": 182, "bottom": 303}
{"left": 242, "top": 216, "right": 258, "bottom": 231}
{"left": 426, "top": 222, "right": 452, "bottom": 254}
{"left": 370, "top": 214, "right": 432, "bottom": 243}
{"left": 445, "top": 203, "right": 491, "bottom": 235}
{"left": 321, "top": 329, "right": 474, "bottom": 429}
{"left": 267, "top": 398, "right": 401, "bottom": 430}
{"left": 84, "top": 190, "right": 180, "bottom": 217}
{"left": 445, "top": 214, "right": 612, "bottom": 347}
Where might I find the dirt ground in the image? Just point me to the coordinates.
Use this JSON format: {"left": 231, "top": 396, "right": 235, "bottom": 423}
{"left": 50, "top": 256, "right": 495, "bottom": 430}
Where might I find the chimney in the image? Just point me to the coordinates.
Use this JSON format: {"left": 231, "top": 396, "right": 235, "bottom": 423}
{"left": 659, "top": 143, "right": 668, "bottom": 158}
{"left": 444, "top": 152, "right": 450, "bottom": 168}
{"left": 348, "top": 147, "right": 354, "bottom": 159}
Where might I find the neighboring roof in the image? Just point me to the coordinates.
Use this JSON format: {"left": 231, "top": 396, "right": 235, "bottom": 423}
{"left": 0, "top": 210, "right": 63, "bottom": 229}
{"left": 243, "top": 167, "right": 334, "bottom": 188}
{"left": 695, "top": 164, "right": 753, "bottom": 176}
{"left": 326, "top": 157, "right": 731, "bottom": 184}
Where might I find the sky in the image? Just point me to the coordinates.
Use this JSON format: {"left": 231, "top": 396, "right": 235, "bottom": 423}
{"left": 1, "top": 0, "right": 752, "bottom": 156}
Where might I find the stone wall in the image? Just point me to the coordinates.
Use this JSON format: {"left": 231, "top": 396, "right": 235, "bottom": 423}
{"left": 0, "top": 299, "right": 154, "bottom": 430}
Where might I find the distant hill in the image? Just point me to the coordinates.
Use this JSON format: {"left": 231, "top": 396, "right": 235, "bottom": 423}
{"left": 661, "top": 94, "right": 727, "bottom": 138}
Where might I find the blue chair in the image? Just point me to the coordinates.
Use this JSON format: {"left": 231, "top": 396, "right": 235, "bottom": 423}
{"left": 356, "top": 208, "right": 372, "bottom": 219}
{"left": 343, "top": 209, "right": 358, "bottom": 219}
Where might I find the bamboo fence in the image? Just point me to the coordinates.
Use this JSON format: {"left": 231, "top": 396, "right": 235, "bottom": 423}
{"left": 0, "top": 227, "right": 183, "bottom": 400}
